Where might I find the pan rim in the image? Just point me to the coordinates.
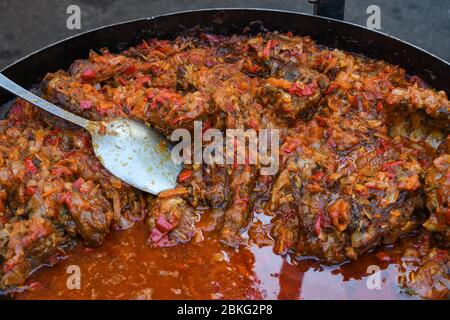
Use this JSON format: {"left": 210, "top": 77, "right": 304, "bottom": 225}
{"left": 1, "top": 7, "right": 449, "bottom": 74}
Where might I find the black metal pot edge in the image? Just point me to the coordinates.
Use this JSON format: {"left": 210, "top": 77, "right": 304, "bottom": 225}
{"left": 2, "top": 8, "right": 449, "bottom": 73}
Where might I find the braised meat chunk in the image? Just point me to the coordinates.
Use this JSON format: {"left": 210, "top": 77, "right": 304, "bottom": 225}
{"left": 398, "top": 233, "right": 450, "bottom": 299}
{"left": 424, "top": 138, "right": 450, "bottom": 242}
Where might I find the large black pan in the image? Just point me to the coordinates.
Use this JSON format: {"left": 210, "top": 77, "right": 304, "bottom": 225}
{"left": 1, "top": 7, "right": 449, "bottom": 109}
{"left": 0, "top": 4, "right": 449, "bottom": 300}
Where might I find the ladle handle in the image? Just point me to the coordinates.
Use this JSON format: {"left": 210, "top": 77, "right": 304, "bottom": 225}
{"left": 0, "top": 73, "right": 90, "bottom": 129}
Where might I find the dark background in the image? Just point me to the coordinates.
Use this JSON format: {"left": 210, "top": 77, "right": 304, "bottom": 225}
{"left": 0, "top": 0, "right": 449, "bottom": 69}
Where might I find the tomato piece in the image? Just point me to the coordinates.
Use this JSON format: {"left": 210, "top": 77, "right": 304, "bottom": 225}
{"left": 149, "top": 96, "right": 165, "bottom": 111}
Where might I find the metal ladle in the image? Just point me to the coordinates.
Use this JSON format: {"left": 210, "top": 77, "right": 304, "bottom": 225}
{"left": 0, "top": 74, "right": 182, "bottom": 195}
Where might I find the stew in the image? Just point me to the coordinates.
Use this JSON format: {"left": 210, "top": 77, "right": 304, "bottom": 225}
{"left": 0, "top": 30, "right": 448, "bottom": 299}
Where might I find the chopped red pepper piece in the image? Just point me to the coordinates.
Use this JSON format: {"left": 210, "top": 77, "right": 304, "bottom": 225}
{"left": 325, "top": 83, "right": 339, "bottom": 95}
{"left": 27, "top": 281, "right": 43, "bottom": 291}
{"left": 362, "top": 91, "right": 377, "bottom": 101}
{"left": 376, "top": 101, "right": 384, "bottom": 113}
{"left": 261, "top": 39, "right": 280, "bottom": 58}
{"left": 60, "top": 192, "right": 72, "bottom": 209}
{"left": 289, "top": 82, "right": 314, "bottom": 97}
{"left": 245, "top": 59, "right": 260, "bottom": 73}
{"left": 81, "top": 68, "right": 96, "bottom": 81}
{"left": 149, "top": 96, "right": 165, "bottom": 111}
{"left": 156, "top": 216, "right": 174, "bottom": 233}
{"left": 149, "top": 227, "right": 165, "bottom": 243}
{"left": 249, "top": 118, "right": 259, "bottom": 129}
{"left": 124, "top": 64, "right": 136, "bottom": 76}
{"left": 282, "top": 142, "right": 297, "bottom": 154}
{"left": 202, "top": 120, "right": 212, "bottom": 133}
{"left": 348, "top": 94, "right": 359, "bottom": 107}
{"left": 301, "top": 84, "right": 313, "bottom": 96}
{"left": 25, "top": 186, "right": 36, "bottom": 196}
{"left": 315, "top": 115, "right": 327, "bottom": 127}
{"left": 136, "top": 76, "right": 152, "bottom": 85}
{"left": 79, "top": 100, "right": 93, "bottom": 110}
{"left": 178, "top": 169, "right": 193, "bottom": 183}
{"left": 382, "top": 160, "right": 405, "bottom": 171}
{"left": 24, "top": 158, "right": 38, "bottom": 175}
{"left": 73, "top": 178, "right": 85, "bottom": 191}
{"left": 434, "top": 249, "right": 449, "bottom": 262}
{"left": 380, "top": 139, "right": 391, "bottom": 150}
{"left": 118, "top": 77, "right": 127, "bottom": 86}
{"left": 312, "top": 171, "right": 324, "bottom": 182}
{"left": 233, "top": 195, "right": 249, "bottom": 207}
{"left": 375, "top": 252, "right": 392, "bottom": 262}
{"left": 262, "top": 41, "right": 273, "bottom": 58}
{"left": 314, "top": 214, "right": 322, "bottom": 237}
{"left": 51, "top": 166, "right": 72, "bottom": 178}
{"left": 8, "top": 103, "right": 24, "bottom": 119}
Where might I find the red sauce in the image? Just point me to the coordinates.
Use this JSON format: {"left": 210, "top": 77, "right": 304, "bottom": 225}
{"left": 15, "top": 222, "right": 416, "bottom": 300}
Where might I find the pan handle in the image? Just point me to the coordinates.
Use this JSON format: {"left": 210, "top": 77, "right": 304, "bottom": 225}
{"left": 309, "top": 0, "right": 345, "bottom": 20}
